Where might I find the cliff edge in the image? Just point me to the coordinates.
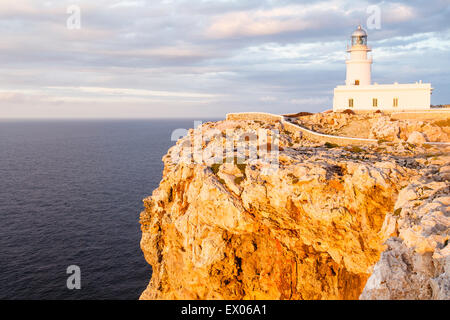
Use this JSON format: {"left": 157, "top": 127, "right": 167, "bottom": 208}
{"left": 139, "top": 114, "right": 449, "bottom": 300}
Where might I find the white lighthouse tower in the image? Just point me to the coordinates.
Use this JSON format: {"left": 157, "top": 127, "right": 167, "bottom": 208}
{"left": 333, "top": 25, "right": 432, "bottom": 112}
{"left": 345, "top": 25, "right": 372, "bottom": 86}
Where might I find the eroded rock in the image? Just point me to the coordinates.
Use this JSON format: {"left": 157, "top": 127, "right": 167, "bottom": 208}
{"left": 361, "top": 163, "right": 450, "bottom": 300}
{"left": 139, "top": 119, "right": 449, "bottom": 300}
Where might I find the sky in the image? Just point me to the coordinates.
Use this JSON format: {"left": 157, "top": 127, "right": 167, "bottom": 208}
{"left": 0, "top": 0, "right": 449, "bottom": 119}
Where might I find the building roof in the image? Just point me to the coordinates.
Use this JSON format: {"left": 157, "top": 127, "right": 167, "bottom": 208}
{"left": 352, "top": 25, "right": 367, "bottom": 37}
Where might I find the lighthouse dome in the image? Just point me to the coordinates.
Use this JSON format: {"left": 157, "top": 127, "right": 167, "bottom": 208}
{"left": 351, "top": 25, "right": 368, "bottom": 46}
{"left": 352, "top": 25, "right": 367, "bottom": 37}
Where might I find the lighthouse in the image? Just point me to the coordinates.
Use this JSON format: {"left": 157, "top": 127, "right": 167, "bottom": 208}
{"left": 345, "top": 25, "right": 372, "bottom": 86}
{"left": 333, "top": 26, "right": 432, "bottom": 112}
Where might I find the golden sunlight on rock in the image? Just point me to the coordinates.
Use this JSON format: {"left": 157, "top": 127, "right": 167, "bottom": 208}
{"left": 139, "top": 113, "right": 449, "bottom": 300}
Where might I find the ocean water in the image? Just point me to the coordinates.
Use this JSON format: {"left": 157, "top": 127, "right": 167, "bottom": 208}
{"left": 0, "top": 119, "right": 213, "bottom": 300}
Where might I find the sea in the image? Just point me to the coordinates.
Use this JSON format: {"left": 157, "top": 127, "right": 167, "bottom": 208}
{"left": 0, "top": 119, "right": 215, "bottom": 300}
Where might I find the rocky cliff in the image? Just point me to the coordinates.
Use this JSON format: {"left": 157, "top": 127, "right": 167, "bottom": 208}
{"left": 139, "top": 115, "right": 449, "bottom": 300}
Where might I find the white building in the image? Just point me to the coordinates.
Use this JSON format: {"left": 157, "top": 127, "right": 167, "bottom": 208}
{"left": 333, "top": 26, "right": 432, "bottom": 112}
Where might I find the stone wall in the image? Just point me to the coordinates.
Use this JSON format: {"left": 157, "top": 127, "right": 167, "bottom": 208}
{"left": 281, "top": 120, "right": 378, "bottom": 146}
{"left": 226, "top": 112, "right": 378, "bottom": 146}
{"left": 226, "top": 112, "right": 283, "bottom": 123}
{"left": 390, "top": 110, "right": 450, "bottom": 121}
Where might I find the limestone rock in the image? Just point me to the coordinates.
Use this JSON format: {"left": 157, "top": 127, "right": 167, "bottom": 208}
{"left": 360, "top": 168, "right": 450, "bottom": 300}
{"left": 369, "top": 116, "right": 402, "bottom": 141}
{"left": 289, "top": 112, "right": 448, "bottom": 143}
{"left": 407, "top": 131, "right": 427, "bottom": 145}
{"left": 139, "top": 117, "right": 449, "bottom": 300}
{"left": 368, "top": 116, "right": 448, "bottom": 142}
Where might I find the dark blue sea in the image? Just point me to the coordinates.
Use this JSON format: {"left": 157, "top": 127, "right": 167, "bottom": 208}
{"left": 0, "top": 119, "right": 213, "bottom": 300}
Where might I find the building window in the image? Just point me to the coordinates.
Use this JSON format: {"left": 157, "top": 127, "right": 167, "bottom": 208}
{"left": 373, "top": 98, "right": 378, "bottom": 107}
{"left": 355, "top": 80, "right": 360, "bottom": 85}
{"left": 348, "top": 99, "right": 354, "bottom": 108}
{"left": 352, "top": 35, "right": 368, "bottom": 46}
{"left": 393, "top": 98, "right": 399, "bottom": 107}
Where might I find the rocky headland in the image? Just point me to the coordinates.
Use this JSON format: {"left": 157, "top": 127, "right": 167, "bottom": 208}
{"left": 139, "top": 111, "right": 449, "bottom": 300}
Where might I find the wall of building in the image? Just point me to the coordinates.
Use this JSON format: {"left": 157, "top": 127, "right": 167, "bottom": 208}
{"left": 333, "top": 83, "right": 432, "bottom": 111}
{"left": 345, "top": 60, "right": 372, "bottom": 86}
{"left": 345, "top": 47, "right": 372, "bottom": 86}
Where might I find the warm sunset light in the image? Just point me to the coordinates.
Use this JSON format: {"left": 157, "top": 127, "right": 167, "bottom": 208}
{"left": 1, "top": 0, "right": 449, "bottom": 309}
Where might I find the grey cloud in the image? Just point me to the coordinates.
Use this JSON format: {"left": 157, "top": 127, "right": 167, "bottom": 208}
{"left": 0, "top": 0, "right": 448, "bottom": 118}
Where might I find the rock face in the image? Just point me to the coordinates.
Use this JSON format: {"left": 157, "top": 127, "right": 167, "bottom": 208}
{"left": 368, "top": 116, "right": 448, "bottom": 142}
{"left": 139, "top": 118, "right": 449, "bottom": 300}
{"left": 361, "top": 163, "right": 450, "bottom": 300}
{"left": 407, "top": 131, "right": 427, "bottom": 145}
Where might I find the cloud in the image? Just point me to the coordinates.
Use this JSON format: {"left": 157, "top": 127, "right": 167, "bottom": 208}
{"left": 204, "top": 1, "right": 359, "bottom": 39}
{"left": 206, "top": 9, "right": 313, "bottom": 39}
{"left": 47, "top": 86, "right": 220, "bottom": 99}
{"left": 382, "top": 2, "right": 417, "bottom": 23}
{"left": 259, "top": 96, "right": 277, "bottom": 102}
{"left": 109, "top": 1, "right": 147, "bottom": 9}
{"left": 0, "top": 0, "right": 449, "bottom": 118}
{"left": 289, "top": 97, "right": 331, "bottom": 105}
